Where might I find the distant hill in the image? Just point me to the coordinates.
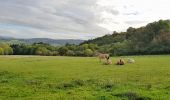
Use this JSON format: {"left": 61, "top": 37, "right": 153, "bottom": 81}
{"left": 0, "top": 36, "right": 84, "bottom": 46}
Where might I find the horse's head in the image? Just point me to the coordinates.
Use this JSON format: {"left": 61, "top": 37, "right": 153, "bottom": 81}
{"left": 106, "top": 56, "right": 110, "bottom": 60}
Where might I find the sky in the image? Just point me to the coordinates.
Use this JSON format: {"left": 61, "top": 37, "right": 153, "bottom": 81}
{"left": 0, "top": 0, "right": 170, "bottom": 40}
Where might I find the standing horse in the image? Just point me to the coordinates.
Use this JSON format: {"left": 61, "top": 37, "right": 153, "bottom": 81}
{"left": 96, "top": 52, "right": 110, "bottom": 62}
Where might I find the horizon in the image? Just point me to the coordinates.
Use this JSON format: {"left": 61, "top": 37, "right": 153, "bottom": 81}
{"left": 0, "top": 0, "right": 170, "bottom": 39}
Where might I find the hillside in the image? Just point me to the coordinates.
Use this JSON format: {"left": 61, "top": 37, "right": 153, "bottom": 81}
{"left": 82, "top": 20, "right": 170, "bottom": 46}
{"left": 81, "top": 32, "right": 126, "bottom": 46}
{"left": 0, "top": 36, "right": 84, "bottom": 46}
{"left": 81, "top": 20, "right": 170, "bottom": 55}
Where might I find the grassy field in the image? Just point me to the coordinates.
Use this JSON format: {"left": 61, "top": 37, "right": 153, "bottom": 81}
{"left": 0, "top": 55, "right": 170, "bottom": 100}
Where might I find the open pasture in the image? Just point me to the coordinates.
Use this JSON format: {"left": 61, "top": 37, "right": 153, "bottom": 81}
{"left": 0, "top": 55, "right": 170, "bottom": 100}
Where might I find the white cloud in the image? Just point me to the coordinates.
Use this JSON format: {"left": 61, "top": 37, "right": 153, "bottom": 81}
{"left": 0, "top": 0, "right": 170, "bottom": 39}
{"left": 96, "top": 0, "right": 170, "bottom": 31}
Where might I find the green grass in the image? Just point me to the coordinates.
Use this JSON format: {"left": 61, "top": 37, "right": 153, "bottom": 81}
{"left": 0, "top": 55, "right": 170, "bottom": 100}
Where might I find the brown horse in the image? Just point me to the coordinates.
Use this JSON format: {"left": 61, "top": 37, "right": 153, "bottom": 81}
{"left": 116, "top": 58, "right": 125, "bottom": 65}
{"left": 103, "top": 56, "right": 112, "bottom": 65}
{"left": 96, "top": 52, "right": 109, "bottom": 62}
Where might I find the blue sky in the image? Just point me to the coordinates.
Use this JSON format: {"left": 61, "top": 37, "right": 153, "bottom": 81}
{"left": 0, "top": 0, "right": 169, "bottom": 39}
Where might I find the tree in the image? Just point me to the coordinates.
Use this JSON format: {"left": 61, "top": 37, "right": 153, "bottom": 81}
{"left": 88, "top": 43, "right": 98, "bottom": 51}
{"left": 0, "top": 43, "right": 13, "bottom": 55}
{"left": 84, "top": 49, "right": 94, "bottom": 57}
{"left": 67, "top": 50, "right": 75, "bottom": 56}
{"left": 35, "top": 47, "right": 49, "bottom": 55}
{"left": 58, "top": 47, "right": 68, "bottom": 56}
{"left": 0, "top": 48, "right": 4, "bottom": 55}
{"left": 6, "top": 47, "right": 13, "bottom": 55}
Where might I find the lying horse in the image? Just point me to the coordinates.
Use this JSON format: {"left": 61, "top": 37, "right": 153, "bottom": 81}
{"left": 127, "top": 58, "right": 135, "bottom": 63}
{"left": 116, "top": 58, "right": 125, "bottom": 65}
{"left": 103, "top": 56, "right": 112, "bottom": 65}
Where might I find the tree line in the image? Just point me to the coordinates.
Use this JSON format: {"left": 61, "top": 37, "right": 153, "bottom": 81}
{"left": 0, "top": 20, "right": 170, "bottom": 56}
{"left": 0, "top": 42, "right": 99, "bottom": 56}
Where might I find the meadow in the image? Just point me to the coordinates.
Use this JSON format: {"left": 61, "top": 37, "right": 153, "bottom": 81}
{"left": 0, "top": 55, "right": 170, "bottom": 100}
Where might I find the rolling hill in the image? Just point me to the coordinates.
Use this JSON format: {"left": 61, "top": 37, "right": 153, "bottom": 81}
{"left": 0, "top": 36, "right": 84, "bottom": 46}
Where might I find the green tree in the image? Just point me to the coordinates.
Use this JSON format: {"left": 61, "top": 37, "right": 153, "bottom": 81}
{"left": 35, "top": 47, "right": 49, "bottom": 55}
{"left": 67, "top": 50, "right": 75, "bottom": 56}
{"left": 0, "top": 48, "right": 4, "bottom": 55}
{"left": 0, "top": 43, "right": 13, "bottom": 55}
{"left": 58, "top": 47, "right": 68, "bottom": 56}
{"left": 84, "top": 49, "right": 94, "bottom": 56}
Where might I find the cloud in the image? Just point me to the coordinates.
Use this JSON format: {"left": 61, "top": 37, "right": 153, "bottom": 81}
{"left": 125, "top": 20, "right": 148, "bottom": 25}
{"left": 0, "top": 0, "right": 109, "bottom": 39}
{"left": 123, "top": 11, "right": 139, "bottom": 15}
{"left": 0, "top": 0, "right": 170, "bottom": 39}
